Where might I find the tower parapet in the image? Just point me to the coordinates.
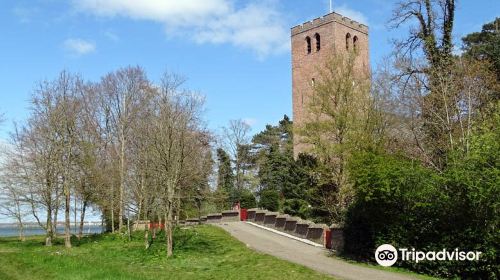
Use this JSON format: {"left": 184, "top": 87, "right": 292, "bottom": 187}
{"left": 291, "top": 12, "right": 368, "bottom": 36}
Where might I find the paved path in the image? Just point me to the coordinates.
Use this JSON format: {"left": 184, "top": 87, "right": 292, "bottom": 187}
{"left": 217, "top": 222, "right": 418, "bottom": 280}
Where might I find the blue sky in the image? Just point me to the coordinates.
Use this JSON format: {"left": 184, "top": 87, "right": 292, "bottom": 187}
{"left": 0, "top": 0, "right": 498, "bottom": 141}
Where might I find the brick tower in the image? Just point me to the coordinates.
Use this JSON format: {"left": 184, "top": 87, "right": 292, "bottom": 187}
{"left": 291, "top": 12, "right": 369, "bottom": 158}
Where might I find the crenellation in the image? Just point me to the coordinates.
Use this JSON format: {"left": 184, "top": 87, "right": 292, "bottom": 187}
{"left": 291, "top": 12, "right": 368, "bottom": 36}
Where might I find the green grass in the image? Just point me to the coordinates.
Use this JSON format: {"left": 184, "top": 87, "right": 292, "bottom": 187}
{"left": 330, "top": 254, "right": 442, "bottom": 280}
{"left": 0, "top": 225, "right": 334, "bottom": 280}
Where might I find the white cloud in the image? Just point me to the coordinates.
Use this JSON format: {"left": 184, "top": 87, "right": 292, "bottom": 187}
{"left": 63, "top": 38, "right": 96, "bottom": 55}
{"left": 452, "top": 46, "right": 464, "bottom": 56}
{"left": 242, "top": 118, "right": 257, "bottom": 127}
{"left": 12, "top": 6, "right": 38, "bottom": 23}
{"left": 73, "top": 0, "right": 289, "bottom": 57}
{"left": 335, "top": 5, "right": 368, "bottom": 25}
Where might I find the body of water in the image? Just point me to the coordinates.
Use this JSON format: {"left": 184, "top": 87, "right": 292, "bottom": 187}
{"left": 0, "top": 225, "right": 104, "bottom": 237}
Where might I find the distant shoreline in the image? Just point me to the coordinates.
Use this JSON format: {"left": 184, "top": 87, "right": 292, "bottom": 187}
{"left": 0, "top": 222, "right": 103, "bottom": 228}
{"left": 0, "top": 225, "right": 105, "bottom": 237}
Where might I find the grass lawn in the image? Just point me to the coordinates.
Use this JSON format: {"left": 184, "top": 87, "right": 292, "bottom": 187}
{"left": 0, "top": 225, "right": 334, "bottom": 280}
{"left": 332, "top": 255, "right": 441, "bottom": 280}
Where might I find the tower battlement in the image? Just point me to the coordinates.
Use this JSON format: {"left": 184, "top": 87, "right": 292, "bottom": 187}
{"left": 291, "top": 12, "right": 368, "bottom": 36}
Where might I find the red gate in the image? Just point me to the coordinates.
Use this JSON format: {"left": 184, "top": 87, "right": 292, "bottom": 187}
{"left": 240, "top": 208, "right": 247, "bottom": 221}
{"left": 324, "top": 229, "right": 332, "bottom": 249}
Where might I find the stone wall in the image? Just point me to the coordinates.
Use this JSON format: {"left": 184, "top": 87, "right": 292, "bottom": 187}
{"left": 164, "top": 207, "right": 343, "bottom": 252}
{"left": 207, "top": 213, "right": 222, "bottom": 223}
{"left": 221, "top": 210, "right": 240, "bottom": 222}
{"left": 243, "top": 209, "right": 343, "bottom": 251}
{"left": 263, "top": 212, "right": 279, "bottom": 227}
{"left": 330, "top": 225, "right": 344, "bottom": 253}
{"left": 293, "top": 221, "right": 310, "bottom": 238}
{"left": 254, "top": 211, "right": 267, "bottom": 224}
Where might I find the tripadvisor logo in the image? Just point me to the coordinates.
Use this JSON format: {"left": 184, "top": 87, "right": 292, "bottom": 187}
{"left": 375, "top": 244, "right": 482, "bottom": 267}
{"left": 375, "top": 244, "right": 398, "bottom": 267}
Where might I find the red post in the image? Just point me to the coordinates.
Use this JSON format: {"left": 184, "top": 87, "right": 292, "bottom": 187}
{"left": 240, "top": 208, "right": 248, "bottom": 221}
{"left": 324, "top": 229, "right": 332, "bottom": 249}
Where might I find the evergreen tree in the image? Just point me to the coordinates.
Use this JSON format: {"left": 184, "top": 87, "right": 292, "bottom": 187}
{"left": 462, "top": 18, "right": 500, "bottom": 80}
{"left": 216, "top": 148, "right": 234, "bottom": 207}
{"left": 253, "top": 116, "right": 294, "bottom": 196}
{"left": 253, "top": 115, "right": 315, "bottom": 214}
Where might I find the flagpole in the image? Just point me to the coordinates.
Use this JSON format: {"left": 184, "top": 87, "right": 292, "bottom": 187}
{"left": 329, "top": 0, "right": 333, "bottom": 13}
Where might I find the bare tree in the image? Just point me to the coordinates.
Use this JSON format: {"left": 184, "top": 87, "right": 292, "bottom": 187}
{"left": 387, "top": 1, "right": 499, "bottom": 169}
{"left": 1, "top": 67, "right": 214, "bottom": 257}
{"left": 99, "top": 66, "right": 150, "bottom": 232}
{"left": 222, "top": 119, "right": 251, "bottom": 192}
{"left": 146, "top": 72, "right": 209, "bottom": 257}
{"left": 390, "top": 0, "right": 460, "bottom": 169}
{"left": 0, "top": 163, "right": 27, "bottom": 242}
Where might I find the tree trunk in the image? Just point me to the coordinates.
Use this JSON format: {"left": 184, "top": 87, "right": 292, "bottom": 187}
{"left": 165, "top": 211, "right": 173, "bottom": 257}
{"left": 74, "top": 195, "right": 78, "bottom": 234}
{"left": 175, "top": 195, "right": 181, "bottom": 226}
{"left": 144, "top": 228, "right": 150, "bottom": 249}
{"left": 45, "top": 206, "right": 53, "bottom": 246}
{"left": 64, "top": 186, "right": 72, "bottom": 248}
{"left": 119, "top": 121, "right": 125, "bottom": 232}
{"left": 127, "top": 209, "right": 131, "bottom": 241}
{"left": 111, "top": 184, "right": 115, "bottom": 233}
{"left": 78, "top": 200, "right": 87, "bottom": 240}
{"left": 17, "top": 218, "right": 25, "bottom": 242}
{"left": 14, "top": 196, "right": 25, "bottom": 242}
{"left": 53, "top": 194, "right": 59, "bottom": 238}
{"left": 17, "top": 220, "right": 26, "bottom": 242}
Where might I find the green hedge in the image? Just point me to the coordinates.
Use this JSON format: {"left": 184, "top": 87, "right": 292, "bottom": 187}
{"left": 239, "top": 190, "right": 257, "bottom": 209}
{"left": 259, "top": 189, "right": 280, "bottom": 211}
{"left": 344, "top": 132, "right": 499, "bottom": 279}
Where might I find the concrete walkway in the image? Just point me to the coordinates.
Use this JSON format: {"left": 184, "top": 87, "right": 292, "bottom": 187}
{"left": 217, "top": 222, "right": 418, "bottom": 280}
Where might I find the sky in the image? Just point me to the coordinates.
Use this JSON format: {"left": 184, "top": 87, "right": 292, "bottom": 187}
{"left": 0, "top": 0, "right": 498, "bottom": 142}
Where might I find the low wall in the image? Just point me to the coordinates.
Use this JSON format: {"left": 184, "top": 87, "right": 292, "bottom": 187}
{"left": 186, "top": 218, "right": 200, "bottom": 225}
{"left": 284, "top": 218, "right": 298, "bottom": 233}
{"left": 132, "top": 220, "right": 150, "bottom": 231}
{"left": 274, "top": 215, "right": 289, "bottom": 230}
{"left": 221, "top": 210, "right": 240, "bottom": 222}
{"left": 254, "top": 211, "right": 267, "bottom": 224}
{"left": 306, "top": 224, "right": 328, "bottom": 244}
{"left": 294, "top": 221, "right": 312, "bottom": 238}
{"left": 246, "top": 208, "right": 258, "bottom": 221}
{"left": 207, "top": 213, "right": 223, "bottom": 223}
{"left": 330, "top": 225, "right": 344, "bottom": 252}
{"left": 244, "top": 209, "right": 343, "bottom": 251}
{"left": 263, "top": 212, "right": 278, "bottom": 227}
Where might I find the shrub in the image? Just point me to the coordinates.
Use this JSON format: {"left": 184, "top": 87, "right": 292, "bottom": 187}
{"left": 344, "top": 140, "right": 499, "bottom": 279}
{"left": 259, "top": 189, "right": 280, "bottom": 211}
{"left": 239, "top": 190, "right": 257, "bottom": 209}
{"left": 283, "top": 198, "right": 311, "bottom": 219}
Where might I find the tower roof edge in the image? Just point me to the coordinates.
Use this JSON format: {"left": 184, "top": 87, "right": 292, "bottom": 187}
{"left": 291, "top": 12, "right": 368, "bottom": 36}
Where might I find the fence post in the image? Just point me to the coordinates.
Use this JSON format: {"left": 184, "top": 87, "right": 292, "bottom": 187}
{"left": 324, "top": 229, "right": 332, "bottom": 249}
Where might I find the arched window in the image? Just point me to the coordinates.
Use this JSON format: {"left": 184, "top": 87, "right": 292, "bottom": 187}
{"left": 306, "top": 36, "right": 311, "bottom": 54}
{"left": 353, "top": 36, "right": 358, "bottom": 52}
{"left": 346, "top": 33, "right": 351, "bottom": 50}
{"left": 314, "top": 33, "right": 321, "bottom": 51}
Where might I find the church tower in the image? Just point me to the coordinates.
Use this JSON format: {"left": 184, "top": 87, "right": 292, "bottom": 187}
{"left": 291, "top": 12, "right": 369, "bottom": 157}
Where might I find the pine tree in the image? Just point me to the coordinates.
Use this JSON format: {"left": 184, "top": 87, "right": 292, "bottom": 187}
{"left": 216, "top": 148, "right": 234, "bottom": 207}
